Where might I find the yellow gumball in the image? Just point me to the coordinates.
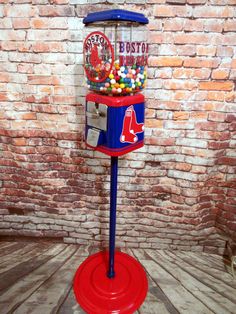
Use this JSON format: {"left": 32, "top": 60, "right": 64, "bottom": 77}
{"left": 109, "top": 73, "right": 114, "bottom": 79}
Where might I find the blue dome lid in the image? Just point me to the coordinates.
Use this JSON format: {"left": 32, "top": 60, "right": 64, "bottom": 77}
{"left": 83, "top": 9, "right": 149, "bottom": 25}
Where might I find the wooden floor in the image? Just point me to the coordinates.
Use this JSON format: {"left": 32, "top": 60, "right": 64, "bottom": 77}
{"left": 0, "top": 241, "right": 235, "bottom": 314}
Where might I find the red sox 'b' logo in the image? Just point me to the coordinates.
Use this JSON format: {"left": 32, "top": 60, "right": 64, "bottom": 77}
{"left": 120, "top": 106, "right": 144, "bottom": 143}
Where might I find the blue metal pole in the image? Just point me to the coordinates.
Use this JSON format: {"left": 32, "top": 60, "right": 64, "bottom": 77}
{"left": 107, "top": 156, "right": 118, "bottom": 279}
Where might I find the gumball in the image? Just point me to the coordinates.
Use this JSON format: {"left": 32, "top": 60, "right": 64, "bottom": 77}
{"left": 115, "top": 83, "right": 120, "bottom": 88}
{"left": 110, "top": 79, "right": 116, "bottom": 85}
{"left": 115, "top": 76, "right": 120, "bottom": 81}
{"left": 109, "top": 73, "right": 114, "bottom": 79}
{"left": 128, "top": 68, "right": 132, "bottom": 74}
{"left": 105, "top": 82, "right": 110, "bottom": 88}
{"left": 117, "top": 88, "right": 122, "bottom": 93}
{"left": 120, "top": 83, "right": 125, "bottom": 89}
{"left": 131, "top": 69, "right": 136, "bottom": 75}
{"left": 120, "top": 66, "right": 125, "bottom": 72}
{"left": 121, "top": 73, "right": 126, "bottom": 78}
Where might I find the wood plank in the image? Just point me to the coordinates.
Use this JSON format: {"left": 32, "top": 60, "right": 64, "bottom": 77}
{"left": 13, "top": 246, "right": 84, "bottom": 314}
{"left": 186, "top": 252, "right": 227, "bottom": 272}
{"left": 150, "top": 250, "right": 236, "bottom": 314}
{"left": 121, "top": 247, "right": 177, "bottom": 313}
{"left": 131, "top": 249, "right": 179, "bottom": 314}
{"left": 139, "top": 274, "right": 173, "bottom": 314}
{"left": 0, "top": 242, "right": 17, "bottom": 250}
{"left": 57, "top": 251, "right": 89, "bottom": 314}
{"left": 0, "top": 243, "right": 64, "bottom": 292}
{"left": 0, "top": 244, "right": 74, "bottom": 313}
{"left": 199, "top": 252, "right": 229, "bottom": 271}
{"left": 0, "top": 243, "right": 39, "bottom": 265}
{"left": 173, "top": 251, "right": 236, "bottom": 289}
{"left": 57, "top": 287, "right": 86, "bottom": 314}
{"left": 163, "top": 250, "right": 236, "bottom": 303}
{"left": 0, "top": 242, "right": 52, "bottom": 274}
{"left": 0, "top": 242, "right": 27, "bottom": 258}
{"left": 133, "top": 249, "right": 215, "bottom": 314}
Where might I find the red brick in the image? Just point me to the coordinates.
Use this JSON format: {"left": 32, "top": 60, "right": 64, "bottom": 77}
{"left": 13, "top": 18, "right": 30, "bottom": 29}
{"left": 38, "top": 5, "right": 74, "bottom": 17}
{"left": 226, "top": 114, "right": 236, "bottom": 123}
{"left": 199, "top": 81, "right": 234, "bottom": 91}
{"left": 31, "top": 19, "right": 48, "bottom": 29}
{"left": 147, "top": 138, "right": 176, "bottom": 146}
{"left": 224, "top": 20, "right": 236, "bottom": 32}
{"left": 231, "top": 59, "right": 236, "bottom": 69}
{"left": 208, "top": 112, "right": 226, "bottom": 122}
{"left": 174, "top": 34, "right": 211, "bottom": 45}
{"left": 164, "top": 80, "right": 197, "bottom": 90}
{"left": 193, "top": 6, "right": 233, "bottom": 18}
{"left": 27, "top": 75, "right": 60, "bottom": 85}
{"left": 153, "top": 5, "right": 174, "bottom": 17}
{"left": 187, "top": 0, "right": 206, "bottom": 3}
{"left": 32, "top": 42, "right": 64, "bottom": 53}
{"left": 12, "top": 138, "right": 27, "bottom": 146}
{"left": 191, "top": 112, "right": 208, "bottom": 120}
{"left": 146, "top": 119, "right": 163, "bottom": 128}
{"left": 164, "top": 19, "right": 183, "bottom": 31}
{"left": 1, "top": 42, "right": 17, "bottom": 51}
{"left": 174, "top": 91, "right": 192, "bottom": 100}
{"left": 175, "top": 163, "right": 192, "bottom": 171}
{"left": 216, "top": 47, "right": 233, "bottom": 57}
{"left": 184, "top": 19, "right": 204, "bottom": 32}
{"left": 212, "top": 69, "right": 229, "bottom": 80}
{"left": 173, "top": 112, "right": 190, "bottom": 120}
{"left": 50, "top": 0, "right": 69, "bottom": 3}
{"left": 21, "top": 113, "right": 37, "bottom": 120}
{"left": 207, "top": 91, "right": 225, "bottom": 101}
{"left": 166, "top": 0, "right": 186, "bottom": 3}
{"left": 0, "top": 73, "right": 10, "bottom": 83}
{"left": 225, "top": 92, "right": 236, "bottom": 103}
{"left": 204, "top": 20, "right": 223, "bottom": 33}
{"left": 149, "top": 56, "right": 183, "bottom": 67}
{"left": 218, "top": 157, "right": 236, "bottom": 166}
{"left": 196, "top": 46, "right": 216, "bottom": 57}
{"left": 17, "top": 64, "right": 33, "bottom": 74}
{"left": 184, "top": 58, "right": 220, "bottom": 68}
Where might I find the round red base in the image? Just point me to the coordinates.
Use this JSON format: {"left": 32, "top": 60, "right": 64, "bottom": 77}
{"left": 73, "top": 251, "right": 148, "bottom": 314}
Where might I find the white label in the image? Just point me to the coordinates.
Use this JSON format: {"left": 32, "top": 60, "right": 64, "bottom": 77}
{"left": 87, "top": 128, "right": 100, "bottom": 147}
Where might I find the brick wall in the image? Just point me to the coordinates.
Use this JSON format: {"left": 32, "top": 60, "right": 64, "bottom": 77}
{"left": 0, "top": 0, "right": 235, "bottom": 254}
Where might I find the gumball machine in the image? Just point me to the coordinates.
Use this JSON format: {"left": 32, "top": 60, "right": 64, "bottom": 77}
{"left": 73, "top": 9, "right": 149, "bottom": 313}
